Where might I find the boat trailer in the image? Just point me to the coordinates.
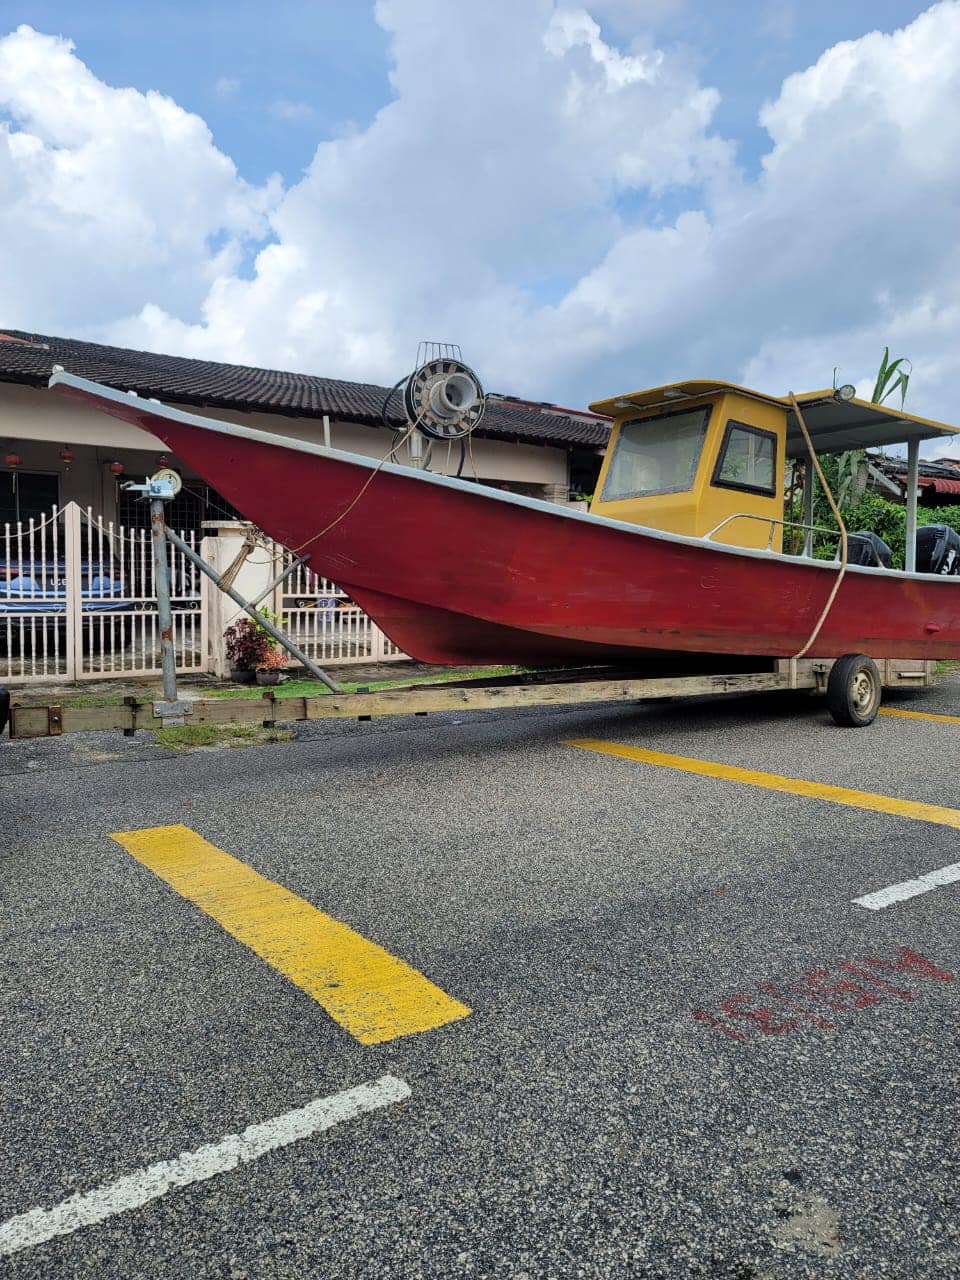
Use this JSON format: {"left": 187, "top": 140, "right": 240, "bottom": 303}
{"left": 0, "top": 656, "right": 936, "bottom": 742}
{"left": 0, "top": 465, "right": 937, "bottom": 744}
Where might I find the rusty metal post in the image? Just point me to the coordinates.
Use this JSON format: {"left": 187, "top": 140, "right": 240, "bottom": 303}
{"left": 150, "top": 497, "right": 178, "bottom": 703}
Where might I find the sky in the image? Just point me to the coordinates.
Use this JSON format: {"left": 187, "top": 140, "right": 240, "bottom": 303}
{"left": 1, "top": 0, "right": 959, "bottom": 448}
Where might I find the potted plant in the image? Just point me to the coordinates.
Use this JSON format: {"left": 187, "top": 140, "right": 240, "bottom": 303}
{"left": 224, "top": 616, "right": 272, "bottom": 684}
{"left": 255, "top": 645, "right": 287, "bottom": 686}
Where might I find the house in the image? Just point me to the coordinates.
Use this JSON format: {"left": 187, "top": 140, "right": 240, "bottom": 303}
{"left": 0, "top": 330, "right": 610, "bottom": 530}
{"left": 866, "top": 451, "right": 960, "bottom": 506}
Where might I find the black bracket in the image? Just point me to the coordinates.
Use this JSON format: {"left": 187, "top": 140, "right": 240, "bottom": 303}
{"left": 123, "top": 695, "right": 140, "bottom": 737}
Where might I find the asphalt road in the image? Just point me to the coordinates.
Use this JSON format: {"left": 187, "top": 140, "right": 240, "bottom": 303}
{"left": 1, "top": 677, "right": 959, "bottom": 1278}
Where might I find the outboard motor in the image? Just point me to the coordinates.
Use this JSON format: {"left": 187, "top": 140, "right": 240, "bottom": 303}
{"left": 916, "top": 524, "right": 960, "bottom": 575}
{"left": 847, "top": 531, "right": 892, "bottom": 568}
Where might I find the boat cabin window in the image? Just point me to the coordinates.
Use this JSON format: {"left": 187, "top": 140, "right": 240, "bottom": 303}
{"left": 711, "top": 421, "right": 777, "bottom": 497}
{"left": 601, "top": 408, "right": 710, "bottom": 501}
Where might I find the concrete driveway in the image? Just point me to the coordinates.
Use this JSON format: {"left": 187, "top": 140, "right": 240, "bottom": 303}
{"left": 1, "top": 678, "right": 958, "bottom": 1277}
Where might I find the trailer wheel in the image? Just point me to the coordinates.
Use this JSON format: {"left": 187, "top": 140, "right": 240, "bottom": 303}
{"left": 827, "top": 654, "right": 881, "bottom": 727}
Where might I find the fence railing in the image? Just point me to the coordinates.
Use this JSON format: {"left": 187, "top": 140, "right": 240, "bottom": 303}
{"left": 1, "top": 505, "right": 405, "bottom": 684}
{"left": 274, "top": 555, "right": 406, "bottom": 667}
{"left": 1, "top": 504, "right": 204, "bottom": 684}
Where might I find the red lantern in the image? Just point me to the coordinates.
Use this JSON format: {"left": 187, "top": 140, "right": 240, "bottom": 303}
{"left": 155, "top": 454, "right": 171, "bottom": 467}
{"left": 4, "top": 452, "right": 21, "bottom": 468}
{"left": 109, "top": 460, "right": 125, "bottom": 476}
{"left": 59, "top": 447, "right": 75, "bottom": 464}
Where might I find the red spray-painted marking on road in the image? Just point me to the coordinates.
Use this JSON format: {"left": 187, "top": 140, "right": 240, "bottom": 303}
{"left": 692, "top": 947, "right": 955, "bottom": 1046}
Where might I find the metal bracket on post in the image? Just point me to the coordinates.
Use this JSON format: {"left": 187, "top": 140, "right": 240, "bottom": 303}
{"left": 151, "top": 698, "right": 194, "bottom": 728}
{"left": 122, "top": 471, "right": 193, "bottom": 726}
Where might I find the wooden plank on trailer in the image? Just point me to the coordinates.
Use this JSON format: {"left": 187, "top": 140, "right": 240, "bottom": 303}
{"left": 301, "top": 671, "right": 792, "bottom": 720}
{"left": 165, "top": 698, "right": 282, "bottom": 728}
{"left": 59, "top": 706, "right": 136, "bottom": 733}
{"left": 8, "top": 707, "right": 52, "bottom": 739}
{"left": 9, "top": 705, "right": 137, "bottom": 737}
{"left": 8, "top": 670, "right": 800, "bottom": 738}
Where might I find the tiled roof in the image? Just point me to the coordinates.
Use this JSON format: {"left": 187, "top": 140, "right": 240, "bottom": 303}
{"left": 0, "top": 330, "right": 611, "bottom": 449}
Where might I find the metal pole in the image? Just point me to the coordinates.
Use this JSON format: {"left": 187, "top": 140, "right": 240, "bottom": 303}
{"left": 409, "top": 430, "right": 424, "bottom": 469}
{"left": 905, "top": 438, "right": 919, "bottom": 573}
{"left": 802, "top": 461, "right": 815, "bottom": 557}
{"left": 151, "top": 497, "right": 178, "bottom": 702}
{"left": 250, "top": 554, "right": 311, "bottom": 608}
{"left": 164, "top": 525, "right": 343, "bottom": 693}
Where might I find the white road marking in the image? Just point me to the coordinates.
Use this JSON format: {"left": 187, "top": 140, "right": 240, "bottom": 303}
{"left": 0, "top": 1074, "right": 411, "bottom": 1257}
{"left": 853, "top": 862, "right": 960, "bottom": 910}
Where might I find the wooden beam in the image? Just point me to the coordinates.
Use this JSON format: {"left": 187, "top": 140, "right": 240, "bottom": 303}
{"left": 8, "top": 671, "right": 798, "bottom": 739}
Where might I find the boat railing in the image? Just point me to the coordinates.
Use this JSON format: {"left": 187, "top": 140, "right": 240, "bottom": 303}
{"left": 704, "top": 513, "right": 845, "bottom": 556}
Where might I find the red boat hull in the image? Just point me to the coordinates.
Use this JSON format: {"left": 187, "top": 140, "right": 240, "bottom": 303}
{"left": 51, "top": 377, "right": 960, "bottom": 666}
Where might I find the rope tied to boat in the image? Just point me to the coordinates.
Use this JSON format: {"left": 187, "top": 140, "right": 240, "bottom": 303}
{"left": 289, "top": 354, "right": 485, "bottom": 556}
{"left": 289, "top": 414, "right": 425, "bottom": 557}
{"left": 789, "top": 391, "right": 849, "bottom": 659}
{"left": 219, "top": 527, "right": 259, "bottom": 592}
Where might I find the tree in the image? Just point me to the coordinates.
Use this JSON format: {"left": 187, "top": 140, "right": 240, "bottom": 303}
{"left": 832, "top": 349, "right": 912, "bottom": 510}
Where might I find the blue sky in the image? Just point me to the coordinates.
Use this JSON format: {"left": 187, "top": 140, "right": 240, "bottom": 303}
{"left": 2, "top": 1, "right": 959, "bottom": 436}
{"left": 4, "top": 0, "right": 390, "bottom": 184}
{"left": 6, "top": 1, "right": 930, "bottom": 186}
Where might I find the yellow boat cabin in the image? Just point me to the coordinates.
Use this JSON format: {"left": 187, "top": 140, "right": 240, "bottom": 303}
{"left": 588, "top": 380, "right": 960, "bottom": 561}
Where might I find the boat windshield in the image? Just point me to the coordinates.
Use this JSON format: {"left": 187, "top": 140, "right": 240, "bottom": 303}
{"left": 601, "top": 408, "right": 710, "bottom": 501}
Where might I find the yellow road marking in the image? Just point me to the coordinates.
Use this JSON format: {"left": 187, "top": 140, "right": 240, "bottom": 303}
{"left": 879, "top": 707, "right": 960, "bottom": 725}
{"left": 110, "top": 825, "right": 470, "bottom": 1045}
{"left": 564, "top": 740, "right": 960, "bottom": 829}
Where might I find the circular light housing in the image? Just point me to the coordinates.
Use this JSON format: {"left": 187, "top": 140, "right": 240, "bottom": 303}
{"left": 152, "top": 467, "right": 182, "bottom": 496}
{"left": 109, "top": 461, "right": 125, "bottom": 476}
{"left": 834, "top": 384, "right": 857, "bottom": 403}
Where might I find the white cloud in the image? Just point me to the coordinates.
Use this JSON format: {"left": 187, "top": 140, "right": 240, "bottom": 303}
{"left": 215, "top": 76, "right": 240, "bottom": 96}
{"left": 3, "top": 3, "right": 960, "bottom": 432}
{"left": 103, "top": 1, "right": 732, "bottom": 382}
{"left": 0, "top": 25, "right": 279, "bottom": 332}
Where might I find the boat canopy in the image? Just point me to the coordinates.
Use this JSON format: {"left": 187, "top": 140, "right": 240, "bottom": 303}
{"left": 590, "top": 381, "right": 960, "bottom": 457}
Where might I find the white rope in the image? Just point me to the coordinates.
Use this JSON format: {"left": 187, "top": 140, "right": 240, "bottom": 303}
{"left": 790, "top": 392, "right": 849, "bottom": 659}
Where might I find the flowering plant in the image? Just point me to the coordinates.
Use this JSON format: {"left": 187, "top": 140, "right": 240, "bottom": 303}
{"left": 224, "top": 617, "right": 273, "bottom": 670}
{"left": 255, "top": 646, "right": 287, "bottom": 672}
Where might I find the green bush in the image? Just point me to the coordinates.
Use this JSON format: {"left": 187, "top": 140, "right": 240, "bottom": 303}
{"left": 800, "top": 489, "right": 960, "bottom": 568}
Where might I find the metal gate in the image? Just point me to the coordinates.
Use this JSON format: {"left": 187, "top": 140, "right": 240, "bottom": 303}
{"left": 275, "top": 554, "right": 405, "bottom": 667}
{"left": 0, "top": 503, "right": 205, "bottom": 684}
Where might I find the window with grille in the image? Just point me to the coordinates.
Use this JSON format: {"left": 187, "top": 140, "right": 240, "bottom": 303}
{"left": 116, "top": 482, "right": 245, "bottom": 531}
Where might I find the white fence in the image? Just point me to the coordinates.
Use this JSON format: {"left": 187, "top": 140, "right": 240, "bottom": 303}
{"left": 1, "top": 504, "right": 206, "bottom": 684}
{"left": 1, "top": 505, "right": 406, "bottom": 685}
{"left": 273, "top": 555, "right": 405, "bottom": 668}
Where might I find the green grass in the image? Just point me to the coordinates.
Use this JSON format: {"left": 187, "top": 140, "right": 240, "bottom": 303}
{"left": 153, "top": 724, "right": 293, "bottom": 751}
{"left": 59, "top": 693, "right": 127, "bottom": 708}
{"left": 198, "top": 666, "right": 518, "bottom": 700}
{"left": 47, "top": 665, "right": 517, "bottom": 709}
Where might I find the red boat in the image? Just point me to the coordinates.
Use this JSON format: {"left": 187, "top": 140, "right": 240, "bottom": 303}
{"left": 49, "top": 370, "right": 960, "bottom": 668}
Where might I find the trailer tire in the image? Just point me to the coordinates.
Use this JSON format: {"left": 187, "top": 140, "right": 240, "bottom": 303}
{"left": 827, "top": 654, "right": 881, "bottom": 727}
